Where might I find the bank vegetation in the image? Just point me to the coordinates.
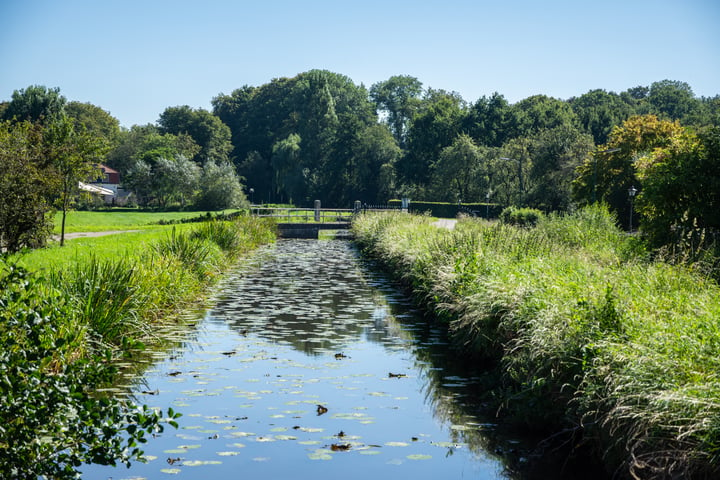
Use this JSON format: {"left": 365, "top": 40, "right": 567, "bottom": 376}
{"left": 353, "top": 207, "right": 720, "bottom": 479}
{"left": 0, "top": 216, "right": 275, "bottom": 478}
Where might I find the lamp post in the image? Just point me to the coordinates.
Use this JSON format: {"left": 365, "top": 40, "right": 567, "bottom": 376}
{"left": 485, "top": 190, "right": 491, "bottom": 219}
{"left": 249, "top": 188, "right": 254, "bottom": 205}
{"left": 628, "top": 185, "right": 637, "bottom": 232}
{"left": 500, "top": 157, "right": 522, "bottom": 205}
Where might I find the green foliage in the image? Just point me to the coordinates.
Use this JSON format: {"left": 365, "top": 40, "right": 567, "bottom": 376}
{"left": 157, "top": 105, "right": 232, "bottom": 165}
{"left": 152, "top": 227, "right": 223, "bottom": 280}
{"left": 1, "top": 85, "right": 66, "bottom": 125}
{"left": 65, "top": 101, "right": 121, "bottom": 147}
{"left": 196, "top": 159, "right": 248, "bottom": 210}
{"left": 428, "top": 133, "right": 493, "bottom": 202}
{"left": 636, "top": 126, "right": 720, "bottom": 259}
{"left": 0, "top": 120, "right": 55, "bottom": 252}
{"left": 45, "top": 114, "right": 110, "bottom": 246}
{"left": 353, "top": 207, "right": 720, "bottom": 478}
{"left": 499, "top": 206, "right": 544, "bottom": 227}
{"left": 369, "top": 75, "right": 423, "bottom": 146}
{"left": 50, "top": 257, "right": 150, "bottom": 347}
{"left": 0, "top": 264, "right": 180, "bottom": 479}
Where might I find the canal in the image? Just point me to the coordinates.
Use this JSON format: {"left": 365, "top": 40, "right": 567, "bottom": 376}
{"left": 82, "top": 239, "right": 524, "bottom": 479}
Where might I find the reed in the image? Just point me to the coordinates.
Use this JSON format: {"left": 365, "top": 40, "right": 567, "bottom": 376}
{"left": 50, "top": 257, "right": 149, "bottom": 348}
{"left": 353, "top": 204, "right": 720, "bottom": 478}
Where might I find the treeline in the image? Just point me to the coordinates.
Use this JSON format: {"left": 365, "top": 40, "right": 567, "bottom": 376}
{"left": 2, "top": 72, "right": 719, "bottom": 253}
{"left": 0, "top": 87, "right": 248, "bottom": 251}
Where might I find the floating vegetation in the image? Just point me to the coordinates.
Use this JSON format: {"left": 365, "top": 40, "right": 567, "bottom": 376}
{"left": 81, "top": 239, "right": 512, "bottom": 479}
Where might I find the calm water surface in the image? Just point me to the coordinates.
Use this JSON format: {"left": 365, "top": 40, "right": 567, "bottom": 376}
{"left": 82, "top": 239, "right": 516, "bottom": 479}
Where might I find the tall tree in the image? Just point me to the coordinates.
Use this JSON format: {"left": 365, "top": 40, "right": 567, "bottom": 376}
{"left": 400, "top": 90, "right": 466, "bottom": 187}
{"left": 157, "top": 106, "right": 232, "bottom": 165}
{"left": 646, "top": 79, "right": 699, "bottom": 122}
{"left": 636, "top": 126, "right": 720, "bottom": 249}
{"left": 428, "top": 133, "right": 491, "bottom": 202}
{"left": 0, "top": 121, "right": 54, "bottom": 252}
{"left": 523, "top": 125, "right": 595, "bottom": 211}
{"left": 573, "top": 115, "right": 684, "bottom": 227}
{"left": 511, "top": 94, "right": 578, "bottom": 138}
{"left": 65, "top": 101, "right": 121, "bottom": 148}
{"left": 464, "top": 92, "right": 517, "bottom": 147}
{"left": 271, "top": 133, "right": 303, "bottom": 204}
{"left": 45, "top": 115, "right": 109, "bottom": 246}
{"left": 212, "top": 70, "right": 379, "bottom": 205}
{"left": 369, "top": 75, "right": 423, "bottom": 147}
{"left": 569, "top": 89, "right": 634, "bottom": 144}
{"left": 2, "top": 85, "right": 66, "bottom": 125}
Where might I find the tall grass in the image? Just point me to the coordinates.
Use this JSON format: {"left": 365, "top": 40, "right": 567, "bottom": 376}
{"left": 353, "top": 204, "right": 720, "bottom": 479}
{"left": 7, "top": 217, "right": 275, "bottom": 354}
{"left": 51, "top": 257, "right": 150, "bottom": 348}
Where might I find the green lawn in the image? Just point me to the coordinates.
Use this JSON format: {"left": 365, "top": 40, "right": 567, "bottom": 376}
{"left": 14, "top": 226, "right": 188, "bottom": 272}
{"left": 53, "top": 209, "right": 242, "bottom": 233}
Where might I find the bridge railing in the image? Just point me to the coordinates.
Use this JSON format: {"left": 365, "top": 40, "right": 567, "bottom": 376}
{"left": 250, "top": 206, "right": 355, "bottom": 223}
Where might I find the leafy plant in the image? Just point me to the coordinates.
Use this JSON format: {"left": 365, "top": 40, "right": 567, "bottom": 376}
{"left": 499, "top": 206, "right": 544, "bottom": 227}
{"left": 0, "top": 263, "right": 180, "bottom": 479}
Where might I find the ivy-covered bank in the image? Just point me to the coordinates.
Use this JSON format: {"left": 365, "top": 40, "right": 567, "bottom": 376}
{"left": 352, "top": 207, "right": 720, "bottom": 480}
{"left": 0, "top": 217, "right": 275, "bottom": 478}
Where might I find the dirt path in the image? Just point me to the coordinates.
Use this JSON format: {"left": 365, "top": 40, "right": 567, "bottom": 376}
{"left": 432, "top": 218, "right": 457, "bottom": 230}
{"left": 52, "top": 230, "right": 140, "bottom": 241}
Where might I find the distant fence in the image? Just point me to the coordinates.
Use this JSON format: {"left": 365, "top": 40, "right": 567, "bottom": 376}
{"left": 251, "top": 206, "right": 354, "bottom": 223}
{"left": 387, "top": 200, "right": 503, "bottom": 219}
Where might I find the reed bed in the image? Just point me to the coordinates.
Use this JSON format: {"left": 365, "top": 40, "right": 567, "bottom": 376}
{"left": 4, "top": 217, "right": 276, "bottom": 353}
{"left": 352, "top": 205, "right": 720, "bottom": 479}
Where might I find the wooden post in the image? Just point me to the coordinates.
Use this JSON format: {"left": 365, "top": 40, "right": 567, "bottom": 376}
{"left": 314, "top": 200, "right": 321, "bottom": 222}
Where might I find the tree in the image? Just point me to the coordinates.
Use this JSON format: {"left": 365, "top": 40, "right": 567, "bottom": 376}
{"left": 573, "top": 115, "right": 684, "bottom": 227}
{"left": 464, "top": 92, "right": 517, "bottom": 147}
{"left": 65, "top": 101, "right": 121, "bottom": 147}
{"left": 196, "top": 160, "right": 248, "bottom": 210}
{"left": 428, "top": 133, "right": 491, "bottom": 202}
{"left": 271, "top": 133, "right": 304, "bottom": 204}
{"left": 636, "top": 126, "right": 720, "bottom": 249}
{"left": 1, "top": 85, "right": 66, "bottom": 125}
{"left": 0, "top": 121, "right": 54, "bottom": 252}
{"left": 569, "top": 89, "right": 634, "bottom": 144}
{"left": 123, "top": 160, "right": 153, "bottom": 205}
{"left": 369, "top": 75, "right": 423, "bottom": 146}
{"left": 511, "top": 94, "right": 578, "bottom": 138}
{"left": 157, "top": 106, "right": 232, "bottom": 165}
{"left": 523, "top": 125, "right": 595, "bottom": 211}
{"left": 493, "top": 137, "right": 532, "bottom": 207}
{"left": 150, "top": 155, "right": 201, "bottom": 208}
{"left": 646, "top": 79, "right": 699, "bottom": 122}
{"left": 108, "top": 127, "right": 200, "bottom": 177}
{"left": 45, "top": 115, "right": 109, "bottom": 246}
{"left": 400, "top": 90, "right": 466, "bottom": 187}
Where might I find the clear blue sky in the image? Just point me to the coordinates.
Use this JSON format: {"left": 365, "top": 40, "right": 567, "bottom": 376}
{"left": 1, "top": 0, "right": 718, "bottom": 128}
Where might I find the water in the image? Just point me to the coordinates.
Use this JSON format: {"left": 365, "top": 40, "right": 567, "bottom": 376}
{"left": 82, "top": 239, "right": 517, "bottom": 479}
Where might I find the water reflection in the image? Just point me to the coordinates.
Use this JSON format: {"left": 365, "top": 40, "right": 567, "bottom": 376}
{"left": 82, "top": 239, "right": 523, "bottom": 479}
{"left": 213, "top": 239, "right": 517, "bottom": 469}
{"left": 214, "top": 240, "right": 405, "bottom": 355}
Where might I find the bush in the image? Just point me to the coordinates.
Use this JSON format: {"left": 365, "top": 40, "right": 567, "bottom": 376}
{"left": 499, "top": 206, "right": 544, "bottom": 227}
{"left": 0, "top": 263, "right": 179, "bottom": 479}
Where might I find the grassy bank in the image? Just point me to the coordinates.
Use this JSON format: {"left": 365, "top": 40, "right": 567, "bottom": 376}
{"left": 1, "top": 216, "right": 275, "bottom": 476}
{"left": 352, "top": 206, "right": 720, "bottom": 479}
{"left": 9, "top": 215, "right": 276, "bottom": 349}
{"left": 51, "top": 209, "right": 243, "bottom": 233}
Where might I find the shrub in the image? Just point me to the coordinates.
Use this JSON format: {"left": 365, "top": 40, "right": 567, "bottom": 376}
{"left": 0, "top": 263, "right": 179, "bottom": 479}
{"left": 499, "top": 206, "right": 544, "bottom": 227}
